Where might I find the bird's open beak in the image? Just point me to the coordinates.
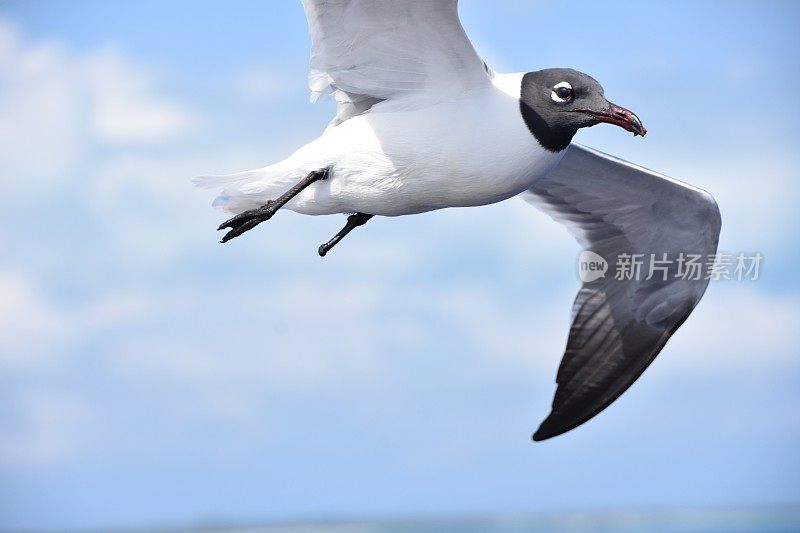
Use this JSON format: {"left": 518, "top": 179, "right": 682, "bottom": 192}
{"left": 574, "top": 103, "right": 647, "bottom": 136}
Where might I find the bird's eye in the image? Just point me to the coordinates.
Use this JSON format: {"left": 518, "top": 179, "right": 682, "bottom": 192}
{"left": 555, "top": 87, "right": 573, "bottom": 99}
{"left": 551, "top": 82, "right": 574, "bottom": 103}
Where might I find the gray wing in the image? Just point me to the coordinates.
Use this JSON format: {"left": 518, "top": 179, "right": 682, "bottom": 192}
{"left": 522, "top": 144, "right": 721, "bottom": 441}
{"left": 301, "top": 0, "right": 490, "bottom": 125}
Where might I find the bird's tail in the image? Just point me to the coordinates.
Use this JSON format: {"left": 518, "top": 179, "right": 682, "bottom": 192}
{"left": 191, "top": 169, "right": 264, "bottom": 190}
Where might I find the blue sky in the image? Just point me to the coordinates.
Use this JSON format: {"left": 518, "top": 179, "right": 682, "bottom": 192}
{"left": 0, "top": 1, "right": 799, "bottom": 531}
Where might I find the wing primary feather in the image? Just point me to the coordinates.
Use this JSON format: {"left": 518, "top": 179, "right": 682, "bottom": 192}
{"left": 524, "top": 144, "right": 721, "bottom": 441}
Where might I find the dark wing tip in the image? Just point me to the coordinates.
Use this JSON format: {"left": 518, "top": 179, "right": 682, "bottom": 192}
{"left": 532, "top": 426, "right": 554, "bottom": 442}
{"left": 531, "top": 413, "right": 580, "bottom": 442}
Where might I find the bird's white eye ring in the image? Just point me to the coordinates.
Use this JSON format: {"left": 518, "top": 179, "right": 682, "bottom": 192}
{"left": 551, "top": 81, "right": 574, "bottom": 103}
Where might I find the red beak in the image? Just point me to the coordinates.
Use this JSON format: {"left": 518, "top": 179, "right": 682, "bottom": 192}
{"left": 574, "top": 103, "right": 647, "bottom": 136}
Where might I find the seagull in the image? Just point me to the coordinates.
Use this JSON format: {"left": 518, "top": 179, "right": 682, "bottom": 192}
{"left": 194, "top": 0, "right": 721, "bottom": 441}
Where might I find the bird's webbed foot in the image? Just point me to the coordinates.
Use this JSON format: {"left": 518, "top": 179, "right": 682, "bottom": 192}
{"left": 218, "top": 201, "right": 277, "bottom": 243}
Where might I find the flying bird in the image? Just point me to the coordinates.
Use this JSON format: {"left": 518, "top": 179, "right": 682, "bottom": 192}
{"left": 195, "top": 0, "right": 721, "bottom": 441}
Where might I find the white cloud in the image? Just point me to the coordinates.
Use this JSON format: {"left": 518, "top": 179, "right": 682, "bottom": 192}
{"left": 0, "top": 270, "right": 151, "bottom": 371}
{"left": 0, "top": 18, "right": 194, "bottom": 193}
{"left": 107, "top": 279, "right": 393, "bottom": 418}
{"left": 434, "top": 282, "right": 573, "bottom": 376}
{"left": 664, "top": 150, "right": 800, "bottom": 253}
{"left": 0, "top": 271, "right": 70, "bottom": 369}
{"left": 0, "top": 390, "right": 91, "bottom": 468}
{"left": 96, "top": 274, "right": 571, "bottom": 425}
{"left": 84, "top": 49, "right": 193, "bottom": 143}
{"left": 665, "top": 284, "right": 800, "bottom": 372}
{"left": 83, "top": 275, "right": 425, "bottom": 414}
{"left": 0, "top": 17, "right": 276, "bottom": 268}
{"left": 233, "top": 65, "right": 291, "bottom": 99}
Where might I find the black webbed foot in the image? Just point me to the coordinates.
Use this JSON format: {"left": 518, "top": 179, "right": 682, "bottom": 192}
{"left": 218, "top": 201, "right": 276, "bottom": 243}
{"left": 217, "top": 167, "right": 330, "bottom": 243}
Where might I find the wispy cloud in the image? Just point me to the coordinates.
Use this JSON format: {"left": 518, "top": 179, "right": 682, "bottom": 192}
{"left": 0, "top": 271, "right": 70, "bottom": 370}
{"left": 233, "top": 64, "right": 292, "bottom": 100}
{"left": 85, "top": 49, "right": 194, "bottom": 143}
{"left": 0, "top": 389, "right": 91, "bottom": 468}
{"left": 0, "top": 269, "right": 152, "bottom": 371}
{"left": 0, "top": 17, "right": 195, "bottom": 195}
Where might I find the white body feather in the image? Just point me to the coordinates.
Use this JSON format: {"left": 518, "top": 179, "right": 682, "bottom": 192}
{"left": 197, "top": 74, "right": 563, "bottom": 216}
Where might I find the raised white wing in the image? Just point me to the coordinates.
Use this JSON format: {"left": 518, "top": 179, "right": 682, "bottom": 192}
{"left": 301, "top": 0, "right": 491, "bottom": 125}
{"left": 522, "top": 144, "right": 721, "bottom": 441}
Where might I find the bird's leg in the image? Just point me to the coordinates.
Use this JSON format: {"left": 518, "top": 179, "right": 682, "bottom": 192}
{"left": 318, "top": 213, "right": 374, "bottom": 257}
{"left": 218, "top": 167, "right": 330, "bottom": 243}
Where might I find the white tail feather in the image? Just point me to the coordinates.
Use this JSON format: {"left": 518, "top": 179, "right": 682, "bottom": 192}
{"left": 191, "top": 169, "right": 265, "bottom": 190}
{"left": 211, "top": 191, "right": 270, "bottom": 213}
{"left": 193, "top": 164, "right": 310, "bottom": 214}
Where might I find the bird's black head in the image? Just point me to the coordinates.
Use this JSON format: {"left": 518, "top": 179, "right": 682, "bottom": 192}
{"left": 520, "top": 68, "right": 646, "bottom": 152}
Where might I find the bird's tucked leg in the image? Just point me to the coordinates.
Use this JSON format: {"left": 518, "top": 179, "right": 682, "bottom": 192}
{"left": 318, "top": 213, "right": 374, "bottom": 257}
{"left": 218, "top": 167, "right": 330, "bottom": 243}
